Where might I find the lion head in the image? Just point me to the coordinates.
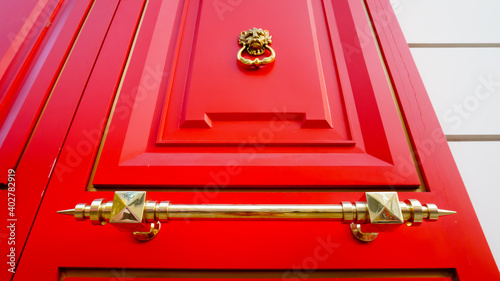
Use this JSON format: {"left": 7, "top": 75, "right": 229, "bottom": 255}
{"left": 238, "top": 27, "right": 272, "bottom": 56}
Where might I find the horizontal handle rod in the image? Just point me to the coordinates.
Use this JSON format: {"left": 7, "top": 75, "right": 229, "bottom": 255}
{"left": 56, "top": 192, "right": 456, "bottom": 242}
{"left": 58, "top": 192, "right": 455, "bottom": 224}
{"left": 168, "top": 204, "right": 345, "bottom": 220}
{"left": 166, "top": 203, "right": 455, "bottom": 221}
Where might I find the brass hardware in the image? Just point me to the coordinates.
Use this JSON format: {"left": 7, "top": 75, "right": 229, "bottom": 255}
{"left": 237, "top": 27, "right": 275, "bottom": 67}
{"left": 350, "top": 223, "right": 379, "bottom": 242}
{"left": 133, "top": 222, "right": 161, "bottom": 242}
{"left": 58, "top": 192, "right": 455, "bottom": 242}
{"left": 366, "top": 192, "right": 404, "bottom": 224}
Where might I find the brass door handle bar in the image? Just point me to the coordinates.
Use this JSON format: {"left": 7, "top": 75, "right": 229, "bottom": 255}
{"left": 58, "top": 191, "right": 455, "bottom": 242}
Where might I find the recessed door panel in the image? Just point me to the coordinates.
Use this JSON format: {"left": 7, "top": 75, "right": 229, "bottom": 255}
{"left": 63, "top": 276, "right": 453, "bottom": 281}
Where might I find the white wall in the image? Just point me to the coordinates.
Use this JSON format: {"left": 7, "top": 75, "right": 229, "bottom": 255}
{"left": 392, "top": 0, "right": 500, "bottom": 270}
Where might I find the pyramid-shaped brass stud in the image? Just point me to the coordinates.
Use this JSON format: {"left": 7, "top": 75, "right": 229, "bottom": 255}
{"left": 366, "top": 192, "right": 404, "bottom": 224}
{"left": 109, "top": 191, "right": 149, "bottom": 232}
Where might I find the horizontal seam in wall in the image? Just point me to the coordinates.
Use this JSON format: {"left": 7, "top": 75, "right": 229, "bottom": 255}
{"left": 409, "top": 43, "right": 500, "bottom": 48}
{"left": 446, "top": 135, "right": 500, "bottom": 142}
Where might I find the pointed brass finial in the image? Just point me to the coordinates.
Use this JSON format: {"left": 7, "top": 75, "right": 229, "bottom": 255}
{"left": 438, "top": 209, "right": 457, "bottom": 217}
{"left": 57, "top": 209, "right": 75, "bottom": 216}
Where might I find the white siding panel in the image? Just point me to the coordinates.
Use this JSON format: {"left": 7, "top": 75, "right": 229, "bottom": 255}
{"left": 393, "top": 0, "right": 500, "bottom": 44}
{"left": 410, "top": 48, "right": 500, "bottom": 135}
{"left": 448, "top": 142, "right": 500, "bottom": 268}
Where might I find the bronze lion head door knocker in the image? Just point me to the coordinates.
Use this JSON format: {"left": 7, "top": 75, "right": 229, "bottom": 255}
{"left": 237, "top": 27, "right": 275, "bottom": 68}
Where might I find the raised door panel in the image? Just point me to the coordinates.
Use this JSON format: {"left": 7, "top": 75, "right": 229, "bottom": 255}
{"left": 93, "top": 0, "right": 420, "bottom": 188}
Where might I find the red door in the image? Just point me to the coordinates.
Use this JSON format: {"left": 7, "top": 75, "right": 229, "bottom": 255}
{"left": 2, "top": 0, "right": 499, "bottom": 280}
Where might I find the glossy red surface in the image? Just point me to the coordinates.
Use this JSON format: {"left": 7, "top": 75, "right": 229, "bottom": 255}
{"left": 0, "top": 0, "right": 62, "bottom": 184}
{"left": 0, "top": 0, "right": 127, "bottom": 280}
{"left": 1, "top": 0, "right": 498, "bottom": 280}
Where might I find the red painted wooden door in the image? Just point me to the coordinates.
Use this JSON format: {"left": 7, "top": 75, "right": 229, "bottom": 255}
{"left": 1, "top": 0, "right": 498, "bottom": 280}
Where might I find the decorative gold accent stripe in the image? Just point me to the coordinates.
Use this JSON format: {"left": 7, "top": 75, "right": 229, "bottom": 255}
{"left": 86, "top": 0, "right": 149, "bottom": 191}
{"left": 15, "top": 0, "right": 97, "bottom": 172}
{"left": 362, "top": 0, "right": 427, "bottom": 192}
